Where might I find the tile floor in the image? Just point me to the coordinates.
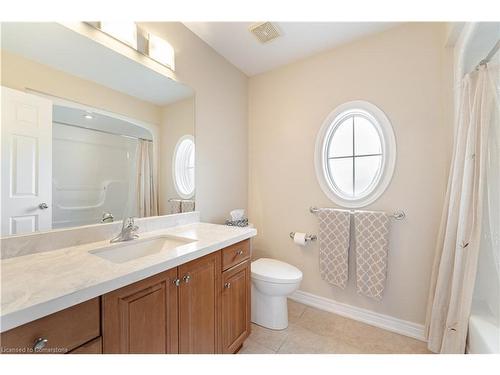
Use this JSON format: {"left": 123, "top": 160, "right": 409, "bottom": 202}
{"left": 239, "top": 299, "right": 431, "bottom": 354}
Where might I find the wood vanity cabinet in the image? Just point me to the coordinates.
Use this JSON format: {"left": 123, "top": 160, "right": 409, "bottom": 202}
{"left": 102, "top": 268, "right": 179, "bottom": 354}
{"left": 101, "top": 240, "right": 250, "bottom": 354}
{"left": 1, "top": 240, "right": 251, "bottom": 355}
{"left": 178, "top": 251, "right": 221, "bottom": 354}
{"left": 69, "top": 337, "right": 102, "bottom": 354}
{"left": 222, "top": 239, "right": 251, "bottom": 271}
{"left": 221, "top": 259, "right": 251, "bottom": 353}
{"left": 0, "top": 298, "right": 101, "bottom": 354}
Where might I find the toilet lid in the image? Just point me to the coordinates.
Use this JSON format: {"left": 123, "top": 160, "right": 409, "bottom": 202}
{"left": 251, "top": 258, "right": 303, "bottom": 284}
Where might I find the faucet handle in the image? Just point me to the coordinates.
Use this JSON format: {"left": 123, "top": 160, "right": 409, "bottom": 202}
{"left": 124, "top": 217, "right": 136, "bottom": 228}
{"left": 126, "top": 217, "right": 139, "bottom": 235}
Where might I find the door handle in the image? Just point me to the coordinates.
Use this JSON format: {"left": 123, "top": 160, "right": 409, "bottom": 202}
{"left": 183, "top": 275, "right": 191, "bottom": 283}
{"left": 224, "top": 282, "right": 231, "bottom": 289}
{"left": 38, "top": 203, "right": 49, "bottom": 210}
{"left": 235, "top": 249, "right": 244, "bottom": 256}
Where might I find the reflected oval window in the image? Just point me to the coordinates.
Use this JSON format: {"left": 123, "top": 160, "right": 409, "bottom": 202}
{"left": 173, "top": 135, "right": 195, "bottom": 198}
{"left": 315, "top": 101, "right": 396, "bottom": 208}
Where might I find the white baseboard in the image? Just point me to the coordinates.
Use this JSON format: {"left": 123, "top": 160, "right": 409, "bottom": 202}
{"left": 289, "top": 290, "right": 426, "bottom": 342}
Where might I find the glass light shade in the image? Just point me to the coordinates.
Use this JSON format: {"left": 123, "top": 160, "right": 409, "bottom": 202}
{"left": 148, "top": 33, "right": 175, "bottom": 70}
{"left": 100, "top": 22, "right": 137, "bottom": 49}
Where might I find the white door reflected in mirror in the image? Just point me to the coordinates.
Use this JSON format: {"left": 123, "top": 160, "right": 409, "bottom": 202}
{"left": 1, "top": 87, "right": 53, "bottom": 236}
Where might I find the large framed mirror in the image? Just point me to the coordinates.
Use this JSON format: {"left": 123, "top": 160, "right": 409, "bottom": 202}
{"left": 0, "top": 22, "right": 195, "bottom": 236}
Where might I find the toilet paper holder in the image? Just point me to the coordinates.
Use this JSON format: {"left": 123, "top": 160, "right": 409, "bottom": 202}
{"left": 289, "top": 232, "right": 317, "bottom": 242}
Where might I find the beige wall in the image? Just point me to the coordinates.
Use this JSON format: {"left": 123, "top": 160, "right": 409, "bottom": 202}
{"left": 159, "top": 97, "right": 195, "bottom": 215}
{"left": 139, "top": 22, "right": 248, "bottom": 223}
{"left": 248, "top": 23, "right": 454, "bottom": 325}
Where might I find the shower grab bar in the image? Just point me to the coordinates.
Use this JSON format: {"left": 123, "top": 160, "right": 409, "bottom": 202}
{"left": 309, "top": 206, "right": 406, "bottom": 220}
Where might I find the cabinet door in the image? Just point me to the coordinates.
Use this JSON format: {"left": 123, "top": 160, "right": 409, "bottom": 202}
{"left": 102, "top": 268, "right": 178, "bottom": 353}
{"left": 178, "top": 251, "right": 221, "bottom": 354}
{"left": 221, "top": 260, "right": 251, "bottom": 353}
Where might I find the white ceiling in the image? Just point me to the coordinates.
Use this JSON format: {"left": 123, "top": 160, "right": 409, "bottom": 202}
{"left": 184, "top": 22, "right": 399, "bottom": 76}
{"left": 1, "top": 23, "right": 193, "bottom": 106}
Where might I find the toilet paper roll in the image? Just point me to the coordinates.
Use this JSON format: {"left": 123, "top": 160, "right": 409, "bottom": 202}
{"left": 293, "top": 232, "right": 307, "bottom": 246}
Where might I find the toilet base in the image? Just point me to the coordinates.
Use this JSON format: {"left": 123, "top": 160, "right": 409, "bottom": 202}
{"left": 251, "top": 285, "right": 289, "bottom": 330}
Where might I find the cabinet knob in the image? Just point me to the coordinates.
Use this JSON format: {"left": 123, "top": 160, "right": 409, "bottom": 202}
{"left": 38, "top": 203, "right": 49, "bottom": 210}
{"left": 183, "top": 275, "right": 191, "bottom": 283}
{"left": 224, "top": 282, "right": 231, "bottom": 289}
{"left": 235, "top": 249, "right": 243, "bottom": 256}
{"left": 33, "top": 337, "right": 48, "bottom": 352}
{"left": 173, "top": 278, "right": 180, "bottom": 287}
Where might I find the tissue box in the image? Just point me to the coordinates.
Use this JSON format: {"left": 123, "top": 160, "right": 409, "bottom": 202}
{"left": 225, "top": 218, "right": 249, "bottom": 227}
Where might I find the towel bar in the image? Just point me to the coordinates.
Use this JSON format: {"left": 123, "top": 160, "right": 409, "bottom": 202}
{"left": 309, "top": 206, "right": 406, "bottom": 220}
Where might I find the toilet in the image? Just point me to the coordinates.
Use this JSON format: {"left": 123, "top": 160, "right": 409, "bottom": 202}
{"left": 251, "top": 258, "right": 303, "bottom": 330}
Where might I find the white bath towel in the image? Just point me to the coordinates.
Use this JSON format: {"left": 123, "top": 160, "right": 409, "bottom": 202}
{"left": 317, "top": 208, "right": 351, "bottom": 289}
{"left": 354, "top": 211, "right": 390, "bottom": 300}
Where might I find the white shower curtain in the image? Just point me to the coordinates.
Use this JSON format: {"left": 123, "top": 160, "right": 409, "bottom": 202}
{"left": 136, "top": 139, "right": 159, "bottom": 217}
{"left": 425, "top": 64, "right": 499, "bottom": 353}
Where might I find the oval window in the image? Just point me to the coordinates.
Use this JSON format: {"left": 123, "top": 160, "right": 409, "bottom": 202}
{"left": 315, "top": 101, "right": 396, "bottom": 208}
{"left": 173, "top": 135, "right": 195, "bottom": 199}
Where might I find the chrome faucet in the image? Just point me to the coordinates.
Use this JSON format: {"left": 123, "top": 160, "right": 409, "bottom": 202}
{"left": 101, "top": 212, "right": 114, "bottom": 223}
{"left": 111, "top": 217, "right": 139, "bottom": 243}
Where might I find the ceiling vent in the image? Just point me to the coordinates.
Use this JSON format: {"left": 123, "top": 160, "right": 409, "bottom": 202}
{"left": 249, "top": 22, "right": 281, "bottom": 44}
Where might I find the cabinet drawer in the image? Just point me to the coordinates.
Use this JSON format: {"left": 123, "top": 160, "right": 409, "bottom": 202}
{"left": 222, "top": 240, "right": 250, "bottom": 271}
{"left": 0, "top": 298, "right": 100, "bottom": 354}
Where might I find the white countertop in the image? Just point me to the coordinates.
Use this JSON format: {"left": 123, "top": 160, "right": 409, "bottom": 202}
{"left": 0, "top": 222, "right": 256, "bottom": 332}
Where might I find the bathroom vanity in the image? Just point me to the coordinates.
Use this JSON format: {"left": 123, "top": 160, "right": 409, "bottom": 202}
{"left": 0, "top": 23, "right": 255, "bottom": 355}
{"left": 0, "top": 220, "right": 255, "bottom": 354}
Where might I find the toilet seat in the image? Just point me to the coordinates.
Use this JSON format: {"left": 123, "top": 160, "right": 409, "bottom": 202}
{"left": 251, "top": 258, "right": 302, "bottom": 284}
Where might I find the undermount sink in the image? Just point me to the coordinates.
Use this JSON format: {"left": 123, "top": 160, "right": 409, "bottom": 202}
{"left": 89, "top": 235, "right": 195, "bottom": 264}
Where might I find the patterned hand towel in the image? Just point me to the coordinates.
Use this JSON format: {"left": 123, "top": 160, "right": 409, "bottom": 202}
{"left": 170, "top": 200, "right": 181, "bottom": 214}
{"left": 180, "top": 200, "right": 195, "bottom": 213}
{"left": 354, "top": 211, "right": 390, "bottom": 300}
{"left": 317, "top": 208, "right": 351, "bottom": 289}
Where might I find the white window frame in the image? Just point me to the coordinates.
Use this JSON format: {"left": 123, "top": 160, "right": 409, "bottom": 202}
{"left": 314, "top": 100, "right": 396, "bottom": 208}
{"left": 172, "top": 135, "right": 195, "bottom": 199}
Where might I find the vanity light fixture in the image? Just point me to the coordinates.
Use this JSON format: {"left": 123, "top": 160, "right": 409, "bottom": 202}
{"left": 99, "top": 21, "right": 138, "bottom": 49}
{"left": 147, "top": 32, "right": 175, "bottom": 71}
{"left": 86, "top": 22, "right": 176, "bottom": 71}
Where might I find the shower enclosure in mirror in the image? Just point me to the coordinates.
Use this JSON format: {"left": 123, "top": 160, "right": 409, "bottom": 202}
{"left": 0, "top": 22, "right": 195, "bottom": 236}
